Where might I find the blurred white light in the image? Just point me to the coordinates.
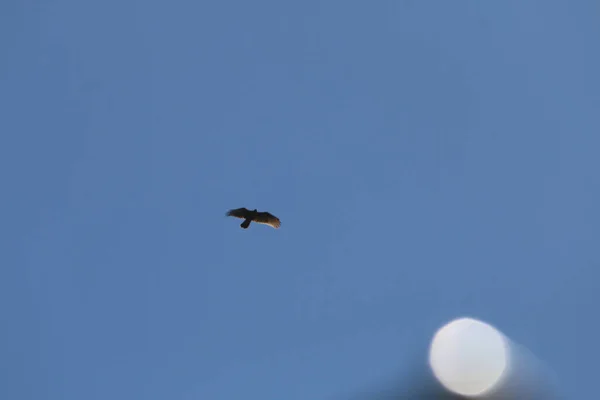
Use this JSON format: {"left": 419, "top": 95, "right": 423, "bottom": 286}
{"left": 428, "top": 317, "right": 508, "bottom": 397}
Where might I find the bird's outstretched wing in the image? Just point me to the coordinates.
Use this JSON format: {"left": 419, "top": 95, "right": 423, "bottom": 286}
{"left": 226, "top": 207, "right": 250, "bottom": 219}
{"left": 253, "top": 211, "right": 281, "bottom": 229}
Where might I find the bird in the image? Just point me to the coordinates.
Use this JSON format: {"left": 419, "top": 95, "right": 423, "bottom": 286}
{"left": 226, "top": 207, "right": 281, "bottom": 229}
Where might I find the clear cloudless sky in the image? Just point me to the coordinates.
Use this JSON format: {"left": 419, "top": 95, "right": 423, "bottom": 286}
{"left": 1, "top": 1, "right": 598, "bottom": 399}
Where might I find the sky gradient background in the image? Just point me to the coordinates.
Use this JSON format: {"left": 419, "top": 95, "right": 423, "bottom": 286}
{"left": 1, "top": 1, "right": 599, "bottom": 399}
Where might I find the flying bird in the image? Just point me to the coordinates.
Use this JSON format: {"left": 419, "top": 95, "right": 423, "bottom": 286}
{"left": 226, "top": 207, "right": 281, "bottom": 229}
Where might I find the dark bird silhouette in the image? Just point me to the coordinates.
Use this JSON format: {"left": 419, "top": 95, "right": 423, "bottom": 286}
{"left": 226, "top": 207, "right": 281, "bottom": 229}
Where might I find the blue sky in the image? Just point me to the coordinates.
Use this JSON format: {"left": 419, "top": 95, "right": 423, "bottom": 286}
{"left": 1, "top": 1, "right": 598, "bottom": 398}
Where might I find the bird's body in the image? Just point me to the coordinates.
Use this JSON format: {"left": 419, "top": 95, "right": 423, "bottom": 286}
{"left": 226, "top": 207, "right": 281, "bottom": 229}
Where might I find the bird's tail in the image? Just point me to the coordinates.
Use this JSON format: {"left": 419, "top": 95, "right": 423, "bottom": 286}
{"left": 240, "top": 219, "right": 251, "bottom": 229}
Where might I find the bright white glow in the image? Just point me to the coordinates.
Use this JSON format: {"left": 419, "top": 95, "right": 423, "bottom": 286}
{"left": 429, "top": 317, "right": 508, "bottom": 397}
